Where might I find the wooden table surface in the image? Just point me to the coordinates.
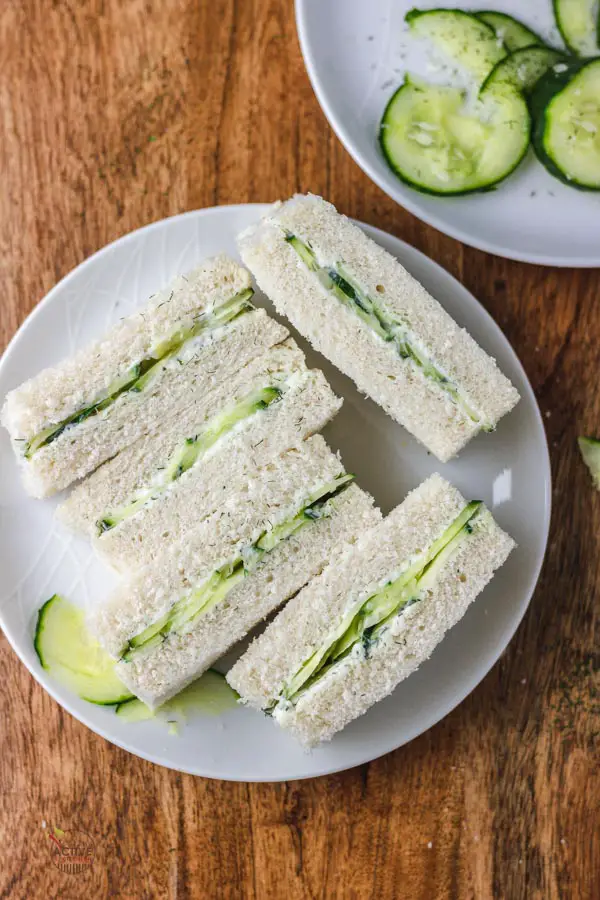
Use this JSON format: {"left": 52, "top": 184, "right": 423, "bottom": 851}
{"left": 0, "top": 2, "right": 598, "bottom": 898}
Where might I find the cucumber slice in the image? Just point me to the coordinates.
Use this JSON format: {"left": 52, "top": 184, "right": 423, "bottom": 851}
{"left": 405, "top": 9, "right": 506, "bottom": 85}
{"left": 578, "top": 436, "right": 600, "bottom": 488}
{"left": 121, "top": 474, "right": 355, "bottom": 661}
{"left": 96, "top": 384, "right": 282, "bottom": 533}
{"left": 34, "top": 595, "right": 133, "bottom": 705}
{"left": 115, "top": 670, "right": 238, "bottom": 721}
{"left": 278, "top": 502, "right": 483, "bottom": 705}
{"left": 553, "top": 0, "right": 600, "bottom": 57}
{"left": 482, "top": 47, "right": 565, "bottom": 95}
{"left": 531, "top": 58, "right": 600, "bottom": 190}
{"left": 476, "top": 11, "right": 545, "bottom": 52}
{"left": 380, "top": 76, "right": 529, "bottom": 195}
{"left": 23, "top": 289, "right": 254, "bottom": 458}
{"left": 115, "top": 697, "right": 154, "bottom": 721}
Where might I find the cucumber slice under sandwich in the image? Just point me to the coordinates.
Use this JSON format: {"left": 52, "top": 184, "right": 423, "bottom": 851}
{"left": 227, "top": 474, "right": 515, "bottom": 748}
{"left": 34, "top": 594, "right": 133, "bottom": 705}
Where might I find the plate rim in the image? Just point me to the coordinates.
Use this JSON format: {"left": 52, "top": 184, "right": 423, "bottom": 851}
{"left": 294, "top": 0, "right": 600, "bottom": 269}
{"left": 0, "top": 204, "right": 552, "bottom": 781}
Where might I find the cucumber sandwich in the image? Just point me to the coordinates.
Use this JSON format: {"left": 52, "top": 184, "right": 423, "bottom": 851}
{"left": 1, "top": 255, "right": 287, "bottom": 498}
{"left": 238, "top": 195, "right": 520, "bottom": 462}
{"left": 89, "top": 435, "right": 381, "bottom": 708}
{"left": 228, "top": 473, "right": 515, "bottom": 748}
{"left": 57, "top": 339, "right": 342, "bottom": 572}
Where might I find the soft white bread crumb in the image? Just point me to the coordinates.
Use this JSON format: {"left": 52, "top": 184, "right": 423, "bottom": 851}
{"left": 238, "top": 195, "right": 520, "bottom": 462}
{"left": 56, "top": 339, "right": 341, "bottom": 545}
{"left": 227, "top": 473, "right": 515, "bottom": 747}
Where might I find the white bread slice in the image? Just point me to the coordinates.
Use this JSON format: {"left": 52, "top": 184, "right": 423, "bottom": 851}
{"left": 227, "top": 473, "right": 515, "bottom": 747}
{"left": 89, "top": 443, "right": 380, "bottom": 708}
{"left": 1, "top": 257, "right": 288, "bottom": 497}
{"left": 56, "top": 338, "right": 341, "bottom": 548}
{"left": 238, "top": 194, "right": 520, "bottom": 462}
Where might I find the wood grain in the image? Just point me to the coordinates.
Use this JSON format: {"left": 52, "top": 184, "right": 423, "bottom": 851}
{"left": 0, "top": 2, "right": 598, "bottom": 898}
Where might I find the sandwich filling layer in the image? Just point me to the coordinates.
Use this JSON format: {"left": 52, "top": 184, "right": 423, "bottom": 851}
{"left": 120, "top": 473, "right": 355, "bottom": 662}
{"left": 24, "top": 288, "right": 254, "bottom": 458}
{"left": 285, "top": 234, "right": 487, "bottom": 429}
{"left": 96, "top": 379, "right": 289, "bottom": 535}
{"left": 270, "top": 499, "right": 483, "bottom": 713}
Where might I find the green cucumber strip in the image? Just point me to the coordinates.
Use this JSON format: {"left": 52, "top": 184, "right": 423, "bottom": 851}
{"left": 278, "top": 501, "right": 482, "bottom": 705}
{"left": 256, "top": 473, "right": 355, "bottom": 551}
{"left": 380, "top": 75, "right": 529, "bottom": 197}
{"left": 24, "top": 288, "right": 254, "bottom": 458}
{"left": 475, "top": 11, "right": 545, "bottom": 51}
{"left": 114, "top": 697, "right": 154, "bottom": 721}
{"left": 115, "top": 669, "right": 238, "bottom": 722}
{"left": 96, "top": 384, "right": 282, "bottom": 534}
{"left": 405, "top": 8, "right": 506, "bottom": 86}
{"left": 531, "top": 59, "right": 600, "bottom": 190}
{"left": 482, "top": 47, "right": 564, "bottom": 95}
{"left": 578, "top": 436, "right": 600, "bottom": 489}
{"left": 121, "top": 474, "right": 355, "bottom": 661}
{"left": 287, "top": 233, "right": 486, "bottom": 426}
{"left": 34, "top": 594, "right": 133, "bottom": 704}
{"left": 553, "top": 0, "right": 600, "bottom": 57}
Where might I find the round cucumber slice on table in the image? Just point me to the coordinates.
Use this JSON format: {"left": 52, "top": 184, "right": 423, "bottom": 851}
{"left": 475, "top": 11, "right": 546, "bottom": 52}
{"left": 482, "top": 47, "right": 566, "bottom": 95}
{"left": 553, "top": 0, "right": 600, "bottom": 57}
{"left": 531, "top": 58, "right": 600, "bottom": 190}
{"left": 34, "top": 594, "right": 134, "bottom": 705}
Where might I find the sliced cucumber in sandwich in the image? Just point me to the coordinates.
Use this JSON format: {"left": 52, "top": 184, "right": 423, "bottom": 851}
{"left": 34, "top": 594, "right": 134, "bottom": 704}
{"left": 287, "top": 234, "right": 486, "bottom": 427}
{"left": 578, "top": 436, "right": 600, "bottom": 488}
{"left": 276, "top": 501, "right": 483, "bottom": 707}
{"left": 475, "top": 11, "right": 545, "bottom": 52}
{"left": 553, "top": 0, "right": 600, "bottom": 57}
{"left": 24, "top": 288, "right": 254, "bottom": 458}
{"left": 121, "top": 474, "right": 355, "bottom": 661}
{"left": 96, "top": 383, "right": 282, "bottom": 534}
{"left": 531, "top": 58, "right": 600, "bottom": 190}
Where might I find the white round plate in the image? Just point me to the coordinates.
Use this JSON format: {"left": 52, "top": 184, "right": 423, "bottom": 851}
{"left": 0, "top": 205, "right": 551, "bottom": 781}
{"left": 296, "top": 0, "right": 600, "bottom": 267}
